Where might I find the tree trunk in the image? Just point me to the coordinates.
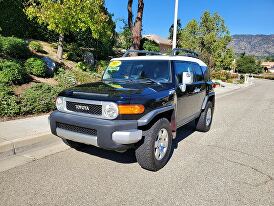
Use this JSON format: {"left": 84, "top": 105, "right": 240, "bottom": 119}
{"left": 128, "top": 0, "right": 144, "bottom": 51}
{"left": 57, "top": 34, "right": 64, "bottom": 61}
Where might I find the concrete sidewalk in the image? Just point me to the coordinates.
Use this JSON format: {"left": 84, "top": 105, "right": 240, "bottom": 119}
{"left": 0, "top": 115, "right": 60, "bottom": 158}
{"left": 0, "top": 81, "right": 254, "bottom": 159}
{"left": 214, "top": 81, "right": 254, "bottom": 96}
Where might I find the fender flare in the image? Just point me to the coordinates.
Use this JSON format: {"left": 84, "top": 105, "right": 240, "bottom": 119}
{"left": 201, "top": 92, "right": 215, "bottom": 110}
{"left": 137, "top": 105, "right": 175, "bottom": 126}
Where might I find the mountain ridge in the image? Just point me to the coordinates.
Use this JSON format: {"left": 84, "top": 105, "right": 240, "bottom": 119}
{"left": 229, "top": 34, "right": 274, "bottom": 57}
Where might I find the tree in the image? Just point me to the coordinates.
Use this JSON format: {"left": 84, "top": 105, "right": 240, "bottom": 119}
{"left": 127, "top": 0, "right": 144, "bottom": 50}
{"left": 141, "top": 39, "right": 160, "bottom": 52}
{"left": 214, "top": 48, "right": 234, "bottom": 70}
{"left": 265, "top": 55, "right": 274, "bottom": 62}
{"left": 178, "top": 19, "right": 199, "bottom": 50}
{"left": 168, "top": 19, "right": 182, "bottom": 40}
{"left": 236, "top": 54, "right": 262, "bottom": 74}
{"left": 0, "top": 0, "right": 57, "bottom": 41}
{"left": 25, "top": 0, "right": 114, "bottom": 60}
{"left": 116, "top": 20, "right": 132, "bottom": 50}
{"left": 178, "top": 11, "right": 234, "bottom": 70}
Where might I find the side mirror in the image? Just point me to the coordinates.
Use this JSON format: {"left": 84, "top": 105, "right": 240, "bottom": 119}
{"left": 182, "top": 72, "right": 193, "bottom": 85}
{"left": 179, "top": 72, "right": 193, "bottom": 92}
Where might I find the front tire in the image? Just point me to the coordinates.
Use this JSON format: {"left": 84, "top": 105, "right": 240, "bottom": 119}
{"left": 195, "top": 101, "right": 213, "bottom": 132}
{"left": 135, "top": 118, "right": 172, "bottom": 171}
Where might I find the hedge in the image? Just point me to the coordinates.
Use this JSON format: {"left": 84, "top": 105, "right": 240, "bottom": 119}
{"left": 20, "top": 83, "right": 61, "bottom": 115}
{"left": 0, "top": 36, "right": 30, "bottom": 58}
{"left": 24, "top": 58, "right": 47, "bottom": 77}
{"left": 0, "top": 60, "right": 27, "bottom": 84}
{"left": 0, "top": 84, "right": 20, "bottom": 116}
{"left": 29, "top": 41, "right": 43, "bottom": 52}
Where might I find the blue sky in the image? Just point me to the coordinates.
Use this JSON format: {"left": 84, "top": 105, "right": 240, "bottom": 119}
{"left": 105, "top": 0, "right": 274, "bottom": 38}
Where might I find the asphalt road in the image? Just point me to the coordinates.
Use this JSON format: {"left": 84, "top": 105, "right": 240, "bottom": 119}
{"left": 0, "top": 79, "right": 274, "bottom": 206}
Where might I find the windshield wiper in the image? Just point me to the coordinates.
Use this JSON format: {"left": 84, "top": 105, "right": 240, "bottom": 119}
{"left": 103, "top": 78, "right": 132, "bottom": 82}
{"left": 139, "top": 78, "right": 161, "bottom": 85}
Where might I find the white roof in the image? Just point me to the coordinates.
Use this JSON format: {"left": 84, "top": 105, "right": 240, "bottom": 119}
{"left": 112, "top": 56, "right": 207, "bottom": 67}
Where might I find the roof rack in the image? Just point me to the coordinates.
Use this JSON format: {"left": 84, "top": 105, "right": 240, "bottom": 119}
{"left": 171, "top": 48, "right": 199, "bottom": 58}
{"left": 122, "top": 50, "right": 162, "bottom": 57}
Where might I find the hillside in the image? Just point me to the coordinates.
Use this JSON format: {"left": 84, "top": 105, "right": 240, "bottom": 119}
{"left": 229, "top": 34, "right": 274, "bottom": 56}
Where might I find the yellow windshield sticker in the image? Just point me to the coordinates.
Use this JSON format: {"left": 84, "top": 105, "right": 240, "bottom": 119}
{"left": 109, "top": 61, "right": 121, "bottom": 67}
{"left": 109, "top": 83, "right": 123, "bottom": 89}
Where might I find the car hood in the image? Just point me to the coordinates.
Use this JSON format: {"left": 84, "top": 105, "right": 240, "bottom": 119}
{"left": 59, "top": 81, "right": 173, "bottom": 102}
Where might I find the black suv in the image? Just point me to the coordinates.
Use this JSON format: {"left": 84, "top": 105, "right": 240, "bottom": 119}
{"left": 49, "top": 49, "right": 215, "bottom": 171}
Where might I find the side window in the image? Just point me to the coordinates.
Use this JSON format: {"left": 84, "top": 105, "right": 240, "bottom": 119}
{"left": 192, "top": 63, "right": 204, "bottom": 82}
{"left": 173, "top": 61, "right": 192, "bottom": 83}
{"left": 201, "top": 66, "right": 209, "bottom": 81}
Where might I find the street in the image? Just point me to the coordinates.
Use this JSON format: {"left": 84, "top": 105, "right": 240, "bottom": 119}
{"left": 0, "top": 79, "right": 273, "bottom": 206}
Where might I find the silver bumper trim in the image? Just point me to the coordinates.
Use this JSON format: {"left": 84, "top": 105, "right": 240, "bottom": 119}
{"left": 56, "top": 128, "right": 98, "bottom": 147}
{"left": 112, "top": 130, "right": 142, "bottom": 144}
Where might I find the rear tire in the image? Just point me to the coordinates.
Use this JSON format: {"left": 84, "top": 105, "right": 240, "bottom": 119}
{"left": 62, "top": 139, "right": 85, "bottom": 150}
{"left": 195, "top": 101, "right": 213, "bottom": 132}
{"left": 135, "top": 118, "right": 172, "bottom": 171}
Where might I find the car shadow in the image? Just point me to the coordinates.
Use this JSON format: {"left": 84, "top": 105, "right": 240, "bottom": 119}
{"left": 76, "top": 145, "right": 137, "bottom": 164}
{"left": 173, "top": 121, "right": 196, "bottom": 149}
{"left": 75, "top": 121, "right": 196, "bottom": 164}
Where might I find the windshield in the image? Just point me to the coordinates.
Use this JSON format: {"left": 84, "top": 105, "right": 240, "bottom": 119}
{"left": 102, "top": 60, "right": 171, "bottom": 83}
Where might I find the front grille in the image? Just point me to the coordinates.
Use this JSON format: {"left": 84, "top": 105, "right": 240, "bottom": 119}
{"left": 66, "top": 101, "right": 102, "bottom": 115}
{"left": 57, "top": 122, "right": 97, "bottom": 136}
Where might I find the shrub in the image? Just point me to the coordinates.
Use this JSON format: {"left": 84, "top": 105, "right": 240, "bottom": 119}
{"left": 0, "top": 60, "right": 27, "bottom": 84}
{"left": 0, "top": 95, "right": 20, "bottom": 116}
{"left": 72, "top": 68, "right": 99, "bottom": 84}
{"left": 254, "top": 74, "right": 274, "bottom": 80}
{"left": 25, "top": 58, "right": 47, "bottom": 77}
{"left": 76, "top": 61, "right": 94, "bottom": 72}
{"left": 0, "top": 36, "right": 30, "bottom": 58}
{"left": 95, "top": 60, "right": 109, "bottom": 75}
{"left": 142, "top": 39, "right": 160, "bottom": 52}
{"left": 20, "top": 83, "right": 60, "bottom": 115}
{"left": 64, "top": 43, "right": 82, "bottom": 61}
{"left": 29, "top": 41, "right": 43, "bottom": 52}
{"left": 0, "top": 84, "right": 13, "bottom": 97}
{"left": 55, "top": 68, "right": 98, "bottom": 88}
{"left": 238, "top": 74, "right": 245, "bottom": 84}
{"left": 55, "top": 68, "right": 77, "bottom": 88}
{"left": 0, "top": 84, "right": 20, "bottom": 116}
{"left": 66, "top": 51, "right": 79, "bottom": 61}
{"left": 211, "top": 70, "right": 232, "bottom": 82}
{"left": 230, "top": 73, "right": 239, "bottom": 79}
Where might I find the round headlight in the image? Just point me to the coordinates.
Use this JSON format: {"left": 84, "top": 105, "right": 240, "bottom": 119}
{"left": 104, "top": 103, "right": 118, "bottom": 119}
{"left": 56, "top": 97, "right": 63, "bottom": 110}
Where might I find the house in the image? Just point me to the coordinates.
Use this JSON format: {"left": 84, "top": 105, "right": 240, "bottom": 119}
{"left": 261, "top": 62, "right": 274, "bottom": 73}
{"left": 143, "top": 34, "right": 172, "bottom": 53}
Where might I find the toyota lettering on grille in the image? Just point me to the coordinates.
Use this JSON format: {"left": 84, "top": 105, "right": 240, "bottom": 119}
{"left": 75, "top": 105, "right": 90, "bottom": 111}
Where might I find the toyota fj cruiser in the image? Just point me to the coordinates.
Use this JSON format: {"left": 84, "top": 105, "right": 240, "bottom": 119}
{"left": 49, "top": 48, "right": 215, "bottom": 171}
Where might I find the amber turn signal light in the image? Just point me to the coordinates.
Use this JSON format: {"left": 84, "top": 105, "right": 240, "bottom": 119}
{"left": 118, "top": 105, "right": 145, "bottom": 114}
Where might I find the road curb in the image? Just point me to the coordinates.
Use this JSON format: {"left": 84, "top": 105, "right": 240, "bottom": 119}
{"left": 0, "top": 133, "right": 58, "bottom": 159}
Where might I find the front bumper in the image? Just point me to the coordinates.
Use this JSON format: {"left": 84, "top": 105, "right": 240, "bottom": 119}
{"left": 49, "top": 111, "right": 142, "bottom": 150}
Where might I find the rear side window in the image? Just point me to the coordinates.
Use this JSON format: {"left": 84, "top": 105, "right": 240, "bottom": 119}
{"left": 173, "top": 61, "right": 192, "bottom": 83}
{"left": 192, "top": 63, "right": 204, "bottom": 82}
{"left": 201, "top": 66, "right": 210, "bottom": 81}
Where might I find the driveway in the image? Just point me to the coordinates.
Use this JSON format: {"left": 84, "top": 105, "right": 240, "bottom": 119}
{"left": 0, "top": 79, "right": 273, "bottom": 206}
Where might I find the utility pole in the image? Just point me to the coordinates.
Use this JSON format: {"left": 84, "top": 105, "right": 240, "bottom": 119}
{"left": 172, "top": 0, "right": 179, "bottom": 49}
